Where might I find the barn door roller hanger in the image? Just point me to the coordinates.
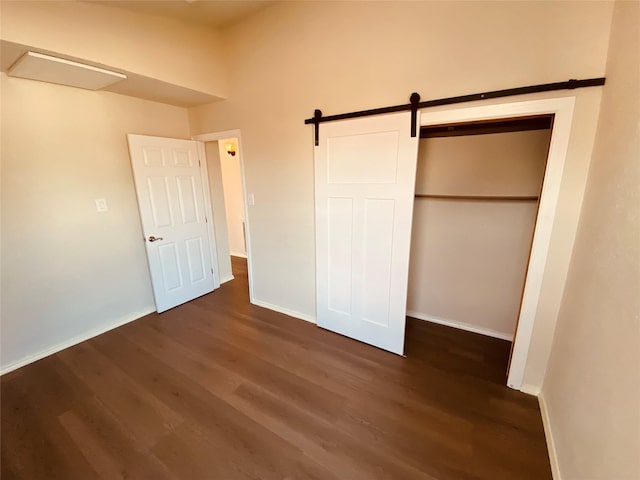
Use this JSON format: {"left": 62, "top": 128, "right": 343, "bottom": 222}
{"left": 305, "top": 77, "right": 606, "bottom": 146}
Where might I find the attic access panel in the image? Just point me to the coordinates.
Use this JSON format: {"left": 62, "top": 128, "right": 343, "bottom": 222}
{"left": 7, "top": 51, "right": 127, "bottom": 90}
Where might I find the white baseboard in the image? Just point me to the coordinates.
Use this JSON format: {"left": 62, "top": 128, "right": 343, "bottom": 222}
{"left": 406, "top": 311, "right": 514, "bottom": 341}
{"left": 251, "top": 298, "right": 316, "bottom": 324}
{"left": 520, "top": 383, "right": 541, "bottom": 396}
{"left": 0, "top": 306, "right": 156, "bottom": 376}
{"left": 220, "top": 274, "right": 235, "bottom": 284}
{"left": 539, "top": 391, "right": 561, "bottom": 480}
{"left": 230, "top": 253, "right": 247, "bottom": 259}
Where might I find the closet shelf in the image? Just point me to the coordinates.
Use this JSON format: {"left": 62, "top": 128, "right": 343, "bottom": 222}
{"left": 414, "top": 194, "right": 539, "bottom": 202}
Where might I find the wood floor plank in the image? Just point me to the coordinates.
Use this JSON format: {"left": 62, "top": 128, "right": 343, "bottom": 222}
{"left": 120, "top": 321, "right": 246, "bottom": 398}
{"left": 117, "top": 324, "right": 445, "bottom": 478}
{"left": 1, "top": 257, "right": 552, "bottom": 479}
{"left": 231, "top": 381, "right": 459, "bottom": 480}
{"left": 0, "top": 372, "right": 100, "bottom": 480}
{"left": 88, "top": 329, "right": 339, "bottom": 480}
{"left": 56, "top": 342, "right": 183, "bottom": 449}
{"left": 135, "top": 315, "right": 352, "bottom": 426}
{"left": 152, "top": 420, "right": 339, "bottom": 480}
{"left": 58, "top": 396, "right": 176, "bottom": 480}
{"left": 185, "top": 299, "right": 381, "bottom": 381}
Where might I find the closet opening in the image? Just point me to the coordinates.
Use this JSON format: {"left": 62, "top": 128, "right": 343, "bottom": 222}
{"left": 406, "top": 114, "right": 553, "bottom": 378}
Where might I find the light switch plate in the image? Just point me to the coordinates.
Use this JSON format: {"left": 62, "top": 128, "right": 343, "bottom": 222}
{"left": 95, "top": 198, "right": 108, "bottom": 212}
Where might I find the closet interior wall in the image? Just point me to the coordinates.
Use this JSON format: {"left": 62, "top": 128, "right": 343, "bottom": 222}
{"left": 407, "top": 127, "right": 551, "bottom": 340}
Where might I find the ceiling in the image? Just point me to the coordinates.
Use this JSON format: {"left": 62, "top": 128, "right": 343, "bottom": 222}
{"left": 83, "top": 0, "right": 275, "bottom": 29}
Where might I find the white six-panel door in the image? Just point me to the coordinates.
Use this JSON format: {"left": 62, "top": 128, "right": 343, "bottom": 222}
{"left": 128, "top": 134, "right": 215, "bottom": 313}
{"left": 315, "top": 112, "right": 420, "bottom": 355}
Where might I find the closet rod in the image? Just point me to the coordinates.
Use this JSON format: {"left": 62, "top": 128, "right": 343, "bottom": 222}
{"left": 415, "top": 194, "right": 539, "bottom": 202}
{"left": 304, "top": 77, "right": 605, "bottom": 145}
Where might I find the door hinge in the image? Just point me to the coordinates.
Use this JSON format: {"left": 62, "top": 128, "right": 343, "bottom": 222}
{"left": 211, "top": 268, "right": 214, "bottom": 274}
{"left": 205, "top": 216, "right": 208, "bottom": 223}
{"left": 199, "top": 159, "right": 201, "bottom": 167}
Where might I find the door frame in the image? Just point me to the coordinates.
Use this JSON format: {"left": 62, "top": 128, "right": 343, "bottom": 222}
{"left": 192, "top": 129, "right": 255, "bottom": 303}
{"left": 418, "top": 96, "right": 576, "bottom": 392}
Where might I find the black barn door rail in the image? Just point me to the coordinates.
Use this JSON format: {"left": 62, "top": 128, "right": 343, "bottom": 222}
{"left": 305, "top": 77, "right": 605, "bottom": 145}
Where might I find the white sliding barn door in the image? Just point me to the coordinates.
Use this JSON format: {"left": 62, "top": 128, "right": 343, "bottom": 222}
{"left": 128, "top": 134, "right": 215, "bottom": 313}
{"left": 315, "top": 112, "right": 420, "bottom": 355}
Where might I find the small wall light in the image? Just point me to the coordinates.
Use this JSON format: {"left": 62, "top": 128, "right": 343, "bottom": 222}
{"left": 225, "top": 143, "right": 236, "bottom": 156}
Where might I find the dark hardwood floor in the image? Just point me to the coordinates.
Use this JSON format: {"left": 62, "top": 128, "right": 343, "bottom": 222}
{"left": 1, "top": 256, "right": 551, "bottom": 479}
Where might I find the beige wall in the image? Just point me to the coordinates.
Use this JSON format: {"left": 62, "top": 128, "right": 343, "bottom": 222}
{"left": 408, "top": 131, "right": 549, "bottom": 338}
{"left": 189, "top": 1, "right": 613, "bottom": 388}
{"left": 0, "top": 72, "right": 191, "bottom": 371}
{"left": 204, "top": 142, "right": 233, "bottom": 282}
{"left": 541, "top": 2, "right": 640, "bottom": 478}
{"left": 218, "top": 138, "right": 246, "bottom": 257}
{"left": 0, "top": 0, "right": 228, "bottom": 99}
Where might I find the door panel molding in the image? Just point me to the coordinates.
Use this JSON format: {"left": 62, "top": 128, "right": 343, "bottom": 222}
{"left": 128, "top": 134, "right": 216, "bottom": 312}
{"left": 315, "top": 112, "right": 420, "bottom": 355}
